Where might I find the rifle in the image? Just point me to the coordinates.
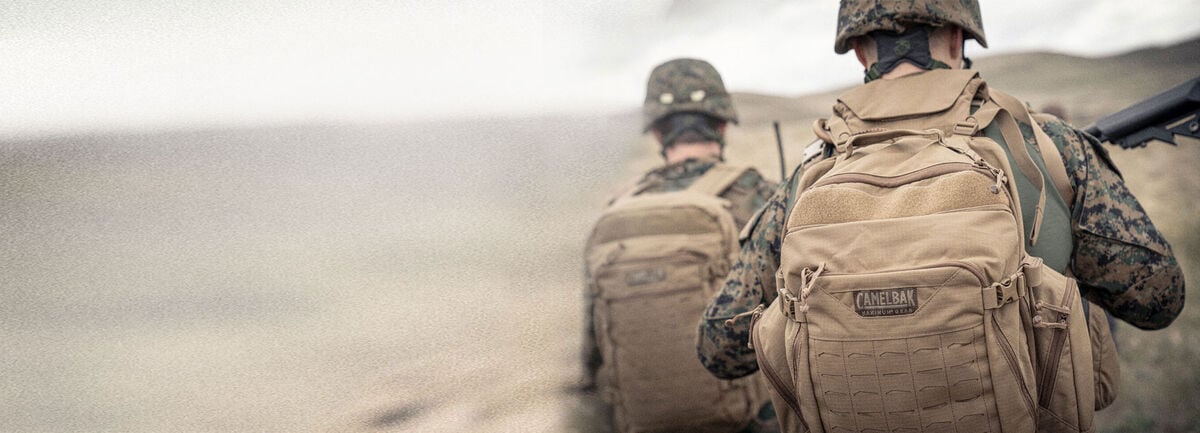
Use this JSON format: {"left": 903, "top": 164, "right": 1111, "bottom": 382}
{"left": 1084, "top": 75, "right": 1200, "bottom": 148}
{"left": 772, "top": 121, "right": 786, "bottom": 181}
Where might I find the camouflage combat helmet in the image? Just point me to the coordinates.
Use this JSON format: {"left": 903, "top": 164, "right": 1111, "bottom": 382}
{"left": 834, "top": 0, "right": 988, "bottom": 54}
{"left": 642, "top": 58, "right": 738, "bottom": 131}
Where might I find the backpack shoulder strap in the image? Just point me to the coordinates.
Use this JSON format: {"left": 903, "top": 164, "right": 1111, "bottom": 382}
{"left": 981, "top": 90, "right": 1050, "bottom": 246}
{"left": 1029, "top": 113, "right": 1077, "bottom": 206}
{"left": 688, "top": 164, "right": 750, "bottom": 196}
{"left": 989, "top": 90, "right": 1074, "bottom": 205}
{"left": 606, "top": 174, "right": 656, "bottom": 206}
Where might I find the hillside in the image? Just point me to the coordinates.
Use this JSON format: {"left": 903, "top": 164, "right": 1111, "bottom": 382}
{"left": 697, "top": 36, "right": 1200, "bottom": 184}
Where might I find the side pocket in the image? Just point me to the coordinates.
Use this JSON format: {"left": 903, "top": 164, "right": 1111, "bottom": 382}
{"left": 752, "top": 299, "right": 809, "bottom": 433}
{"left": 1029, "top": 268, "right": 1095, "bottom": 433}
{"left": 1087, "top": 301, "right": 1120, "bottom": 411}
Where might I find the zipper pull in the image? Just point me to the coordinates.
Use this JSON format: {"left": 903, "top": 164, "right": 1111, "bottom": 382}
{"left": 988, "top": 167, "right": 1007, "bottom": 194}
{"left": 724, "top": 304, "right": 766, "bottom": 329}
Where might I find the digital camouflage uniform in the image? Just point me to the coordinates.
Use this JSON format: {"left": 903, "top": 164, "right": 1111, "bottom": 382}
{"left": 697, "top": 0, "right": 1185, "bottom": 380}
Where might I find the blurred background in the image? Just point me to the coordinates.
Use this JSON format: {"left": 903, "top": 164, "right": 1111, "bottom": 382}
{"left": 1, "top": 1, "right": 1198, "bottom": 432}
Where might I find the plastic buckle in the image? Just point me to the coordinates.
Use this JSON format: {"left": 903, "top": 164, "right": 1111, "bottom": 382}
{"left": 778, "top": 288, "right": 794, "bottom": 316}
{"left": 777, "top": 288, "right": 806, "bottom": 322}
{"left": 953, "top": 117, "right": 979, "bottom": 136}
{"left": 992, "top": 278, "right": 1017, "bottom": 306}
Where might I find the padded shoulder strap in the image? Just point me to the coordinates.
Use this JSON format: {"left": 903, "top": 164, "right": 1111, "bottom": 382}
{"left": 606, "top": 175, "right": 656, "bottom": 205}
{"left": 990, "top": 91, "right": 1074, "bottom": 205}
{"left": 1029, "top": 114, "right": 1077, "bottom": 206}
{"left": 985, "top": 91, "right": 1051, "bottom": 246}
{"left": 688, "top": 164, "right": 750, "bottom": 196}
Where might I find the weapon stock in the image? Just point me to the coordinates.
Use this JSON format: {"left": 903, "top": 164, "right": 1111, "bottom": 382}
{"left": 1083, "top": 76, "right": 1200, "bottom": 148}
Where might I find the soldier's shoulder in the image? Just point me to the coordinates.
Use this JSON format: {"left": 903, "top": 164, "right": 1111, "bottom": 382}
{"left": 1029, "top": 111, "right": 1080, "bottom": 142}
{"left": 1029, "top": 108, "right": 1122, "bottom": 176}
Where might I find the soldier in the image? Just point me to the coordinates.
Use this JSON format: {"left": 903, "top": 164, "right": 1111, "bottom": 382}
{"left": 697, "top": 0, "right": 1184, "bottom": 430}
{"left": 582, "top": 58, "right": 778, "bottom": 432}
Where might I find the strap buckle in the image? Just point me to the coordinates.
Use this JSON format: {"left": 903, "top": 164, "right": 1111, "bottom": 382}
{"left": 984, "top": 272, "right": 1024, "bottom": 309}
{"left": 953, "top": 116, "right": 979, "bottom": 136}
{"left": 777, "top": 288, "right": 807, "bottom": 323}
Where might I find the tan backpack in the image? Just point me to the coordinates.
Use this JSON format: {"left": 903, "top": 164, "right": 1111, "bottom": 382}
{"left": 586, "top": 165, "right": 767, "bottom": 433}
{"left": 752, "top": 70, "right": 1098, "bottom": 433}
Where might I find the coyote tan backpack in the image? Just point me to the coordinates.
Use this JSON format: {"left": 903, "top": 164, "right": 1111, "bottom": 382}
{"left": 586, "top": 165, "right": 766, "bottom": 433}
{"left": 752, "top": 70, "right": 1098, "bottom": 433}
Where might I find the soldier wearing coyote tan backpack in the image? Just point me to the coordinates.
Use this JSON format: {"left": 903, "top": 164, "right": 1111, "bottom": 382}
{"left": 582, "top": 58, "right": 778, "bottom": 433}
{"left": 697, "top": 1, "right": 1184, "bottom": 432}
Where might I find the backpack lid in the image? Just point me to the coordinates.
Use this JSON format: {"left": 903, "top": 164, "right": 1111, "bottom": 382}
{"left": 839, "top": 70, "right": 980, "bottom": 120}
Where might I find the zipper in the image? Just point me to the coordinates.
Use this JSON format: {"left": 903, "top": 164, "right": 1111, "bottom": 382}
{"left": 1036, "top": 283, "right": 1076, "bottom": 408}
{"left": 811, "top": 162, "right": 976, "bottom": 189}
{"left": 991, "top": 315, "right": 1038, "bottom": 422}
{"left": 809, "top": 162, "right": 1014, "bottom": 207}
{"left": 816, "top": 261, "right": 987, "bottom": 289}
{"left": 751, "top": 309, "right": 804, "bottom": 418}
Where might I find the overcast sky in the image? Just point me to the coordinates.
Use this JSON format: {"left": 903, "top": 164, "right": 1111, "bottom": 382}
{"left": 2, "top": 0, "right": 1198, "bottom": 138}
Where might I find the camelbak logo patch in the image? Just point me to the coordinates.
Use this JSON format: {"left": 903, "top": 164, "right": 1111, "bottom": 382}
{"left": 854, "top": 288, "right": 918, "bottom": 317}
{"left": 625, "top": 268, "right": 667, "bottom": 287}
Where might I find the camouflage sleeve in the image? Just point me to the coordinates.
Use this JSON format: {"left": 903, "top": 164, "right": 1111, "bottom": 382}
{"left": 723, "top": 168, "right": 778, "bottom": 229}
{"left": 1040, "top": 117, "right": 1185, "bottom": 330}
{"left": 697, "top": 179, "right": 791, "bottom": 380}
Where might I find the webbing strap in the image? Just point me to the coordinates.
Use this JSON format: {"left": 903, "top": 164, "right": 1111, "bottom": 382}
{"left": 961, "top": 100, "right": 1002, "bottom": 136}
{"left": 989, "top": 93, "right": 1049, "bottom": 247}
{"left": 983, "top": 269, "right": 1029, "bottom": 309}
{"left": 1028, "top": 112, "right": 1076, "bottom": 205}
{"left": 973, "top": 92, "right": 1073, "bottom": 205}
{"left": 606, "top": 176, "right": 656, "bottom": 205}
{"left": 989, "top": 91, "right": 1074, "bottom": 204}
{"left": 687, "top": 164, "right": 749, "bottom": 196}
{"left": 824, "top": 114, "right": 853, "bottom": 152}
